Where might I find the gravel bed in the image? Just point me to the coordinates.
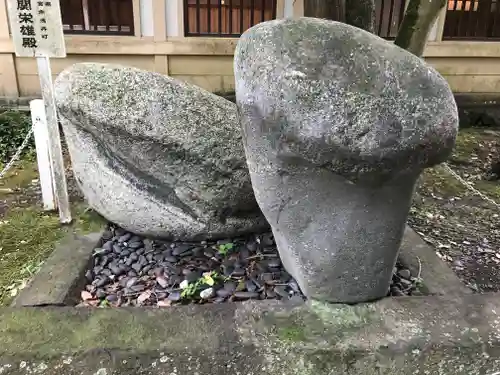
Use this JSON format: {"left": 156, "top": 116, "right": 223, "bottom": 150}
{"left": 79, "top": 226, "right": 421, "bottom": 307}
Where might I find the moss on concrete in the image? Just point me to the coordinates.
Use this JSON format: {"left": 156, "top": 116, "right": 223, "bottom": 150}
{"left": 0, "top": 204, "right": 106, "bottom": 305}
{"left": 0, "top": 307, "right": 221, "bottom": 357}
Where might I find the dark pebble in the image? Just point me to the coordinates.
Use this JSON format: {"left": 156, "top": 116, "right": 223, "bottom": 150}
{"left": 138, "top": 255, "right": 147, "bottom": 265}
{"left": 198, "top": 264, "right": 211, "bottom": 272}
{"left": 103, "top": 241, "right": 113, "bottom": 251}
{"left": 96, "top": 289, "right": 106, "bottom": 299}
{"left": 274, "top": 286, "right": 290, "bottom": 299}
{"left": 131, "top": 263, "right": 142, "bottom": 273}
{"left": 135, "top": 248, "right": 145, "bottom": 255}
{"left": 100, "top": 255, "right": 110, "bottom": 267}
{"left": 267, "top": 259, "right": 282, "bottom": 268}
{"left": 129, "top": 284, "right": 146, "bottom": 293}
{"left": 288, "top": 281, "right": 300, "bottom": 294}
{"left": 108, "top": 264, "right": 122, "bottom": 276}
{"left": 234, "top": 291, "right": 259, "bottom": 300}
{"left": 93, "top": 266, "right": 103, "bottom": 275}
{"left": 127, "top": 270, "right": 137, "bottom": 277}
{"left": 101, "top": 268, "right": 112, "bottom": 277}
{"left": 170, "top": 275, "right": 183, "bottom": 285}
{"left": 246, "top": 241, "right": 258, "bottom": 252}
{"left": 120, "top": 249, "right": 131, "bottom": 257}
{"left": 102, "top": 230, "right": 113, "bottom": 240}
{"left": 214, "top": 297, "right": 226, "bottom": 304}
{"left": 179, "top": 250, "right": 193, "bottom": 257}
{"left": 216, "top": 288, "right": 232, "bottom": 298}
{"left": 113, "top": 244, "right": 122, "bottom": 254}
{"left": 261, "top": 273, "right": 274, "bottom": 284}
{"left": 106, "top": 294, "right": 118, "bottom": 303}
{"left": 165, "top": 256, "right": 178, "bottom": 263}
{"left": 266, "top": 289, "right": 277, "bottom": 299}
{"left": 239, "top": 248, "right": 250, "bottom": 260}
{"left": 125, "top": 258, "right": 134, "bottom": 267}
{"left": 144, "top": 239, "right": 154, "bottom": 251}
{"left": 192, "top": 247, "right": 204, "bottom": 256}
{"left": 203, "top": 249, "right": 215, "bottom": 258}
{"left": 390, "top": 286, "right": 405, "bottom": 296}
{"left": 119, "top": 277, "right": 130, "bottom": 288}
{"left": 245, "top": 280, "right": 257, "bottom": 292}
{"left": 153, "top": 267, "right": 165, "bottom": 276}
{"left": 94, "top": 276, "right": 110, "bottom": 288}
{"left": 279, "top": 271, "right": 292, "bottom": 283}
{"left": 185, "top": 271, "right": 202, "bottom": 283}
{"left": 172, "top": 244, "right": 193, "bottom": 256}
{"left": 397, "top": 269, "right": 411, "bottom": 280}
{"left": 154, "top": 254, "right": 164, "bottom": 262}
{"left": 85, "top": 270, "right": 93, "bottom": 282}
{"left": 114, "top": 228, "right": 126, "bottom": 236}
{"left": 129, "top": 241, "right": 143, "bottom": 249}
{"left": 118, "top": 233, "right": 132, "bottom": 243}
{"left": 168, "top": 291, "right": 181, "bottom": 301}
{"left": 129, "top": 253, "right": 138, "bottom": 262}
{"left": 262, "top": 233, "right": 274, "bottom": 246}
{"left": 156, "top": 292, "right": 168, "bottom": 300}
{"left": 142, "top": 264, "right": 153, "bottom": 274}
{"left": 126, "top": 277, "right": 138, "bottom": 288}
{"left": 146, "top": 253, "right": 154, "bottom": 262}
{"left": 223, "top": 266, "right": 234, "bottom": 277}
{"left": 223, "top": 281, "right": 237, "bottom": 293}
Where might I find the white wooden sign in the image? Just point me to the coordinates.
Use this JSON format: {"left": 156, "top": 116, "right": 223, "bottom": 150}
{"left": 7, "top": 0, "right": 66, "bottom": 57}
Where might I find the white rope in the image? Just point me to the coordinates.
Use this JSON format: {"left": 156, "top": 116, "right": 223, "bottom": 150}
{"left": 441, "top": 163, "right": 500, "bottom": 209}
{"left": 0, "top": 127, "right": 33, "bottom": 179}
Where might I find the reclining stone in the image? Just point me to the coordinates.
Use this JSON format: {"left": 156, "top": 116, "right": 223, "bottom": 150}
{"left": 55, "top": 63, "right": 267, "bottom": 240}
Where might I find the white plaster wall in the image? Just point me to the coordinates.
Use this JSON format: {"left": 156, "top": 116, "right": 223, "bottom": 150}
{"left": 140, "top": 0, "right": 154, "bottom": 36}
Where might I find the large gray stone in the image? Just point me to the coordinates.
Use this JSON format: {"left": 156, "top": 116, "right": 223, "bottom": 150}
{"left": 55, "top": 63, "right": 267, "bottom": 240}
{"left": 234, "top": 18, "right": 459, "bottom": 303}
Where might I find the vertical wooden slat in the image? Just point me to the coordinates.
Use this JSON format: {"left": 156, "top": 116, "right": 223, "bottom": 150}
{"left": 218, "top": 0, "right": 222, "bottom": 35}
{"left": 250, "top": 0, "right": 254, "bottom": 25}
{"left": 183, "top": 0, "right": 190, "bottom": 34}
{"left": 229, "top": 0, "right": 233, "bottom": 33}
{"left": 378, "top": 0, "right": 385, "bottom": 36}
{"left": 207, "top": 0, "right": 211, "bottom": 33}
{"left": 196, "top": 0, "right": 201, "bottom": 33}
{"left": 239, "top": 0, "right": 244, "bottom": 33}
{"left": 260, "top": 0, "right": 265, "bottom": 21}
{"left": 387, "top": 0, "right": 395, "bottom": 37}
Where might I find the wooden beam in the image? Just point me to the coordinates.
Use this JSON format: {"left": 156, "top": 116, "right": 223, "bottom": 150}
{"left": 153, "top": 0, "right": 167, "bottom": 41}
{"left": 133, "top": 0, "right": 142, "bottom": 37}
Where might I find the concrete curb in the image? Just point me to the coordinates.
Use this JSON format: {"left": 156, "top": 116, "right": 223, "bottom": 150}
{"left": 1, "top": 295, "right": 500, "bottom": 374}
{"left": 14, "top": 225, "right": 466, "bottom": 307}
{"left": 12, "top": 230, "right": 104, "bottom": 307}
{"left": 399, "top": 225, "right": 470, "bottom": 296}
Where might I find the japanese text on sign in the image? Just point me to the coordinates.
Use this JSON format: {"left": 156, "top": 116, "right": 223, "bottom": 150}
{"left": 7, "top": 0, "right": 66, "bottom": 57}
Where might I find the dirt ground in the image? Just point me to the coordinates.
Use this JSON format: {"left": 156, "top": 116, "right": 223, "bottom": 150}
{"left": 0, "top": 155, "right": 104, "bottom": 305}
{"left": 409, "top": 128, "right": 500, "bottom": 293}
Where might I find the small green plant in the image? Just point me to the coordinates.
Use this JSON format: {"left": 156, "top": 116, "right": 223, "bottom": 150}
{"left": 217, "top": 242, "right": 234, "bottom": 256}
{"left": 180, "top": 271, "right": 220, "bottom": 299}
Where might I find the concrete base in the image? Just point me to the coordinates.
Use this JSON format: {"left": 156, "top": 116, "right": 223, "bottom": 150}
{"left": 1, "top": 295, "right": 500, "bottom": 374}
{"left": 13, "top": 225, "right": 468, "bottom": 307}
{"left": 3, "top": 225, "right": 480, "bottom": 374}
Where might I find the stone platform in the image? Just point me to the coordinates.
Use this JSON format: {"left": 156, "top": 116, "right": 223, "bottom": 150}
{"left": 2, "top": 226, "right": 488, "bottom": 375}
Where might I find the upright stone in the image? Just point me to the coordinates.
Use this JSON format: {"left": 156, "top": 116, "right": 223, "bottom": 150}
{"left": 234, "top": 18, "right": 458, "bottom": 303}
{"left": 55, "top": 63, "right": 268, "bottom": 240}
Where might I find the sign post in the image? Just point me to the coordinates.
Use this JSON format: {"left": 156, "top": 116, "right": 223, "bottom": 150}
{"left": 7, "top": 0, "right": 71, "bottom": 224}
